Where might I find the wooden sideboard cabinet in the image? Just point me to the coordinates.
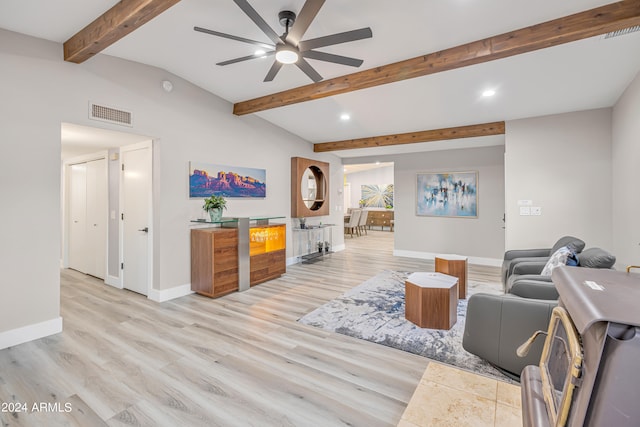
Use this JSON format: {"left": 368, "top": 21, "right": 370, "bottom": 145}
{"left": 367, "top": 210, "right": 394, "bottom": 231}
{"left": 191, "top": 228, "right": 239, "bottom": 297}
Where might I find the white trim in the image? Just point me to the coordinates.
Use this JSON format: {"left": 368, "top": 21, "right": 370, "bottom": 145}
{"left": 148, "top": 284, "right": 194, "bottom": 303}
{"left": 0, "top": 317, "right": 63, "bottom": 350}
{"left": 393, "top": 249, "right": 502, "bottom": 267}
{"left": 105, "top": 274, "right": 123, "bottom": 289}
{"left": 332, "top": 244, "right": 346, "bottom": 253}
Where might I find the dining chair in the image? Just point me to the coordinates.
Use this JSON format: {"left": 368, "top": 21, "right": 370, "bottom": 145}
{"left": 357, "top": 210, "right": 369, "bottom": 235}
{"left": 345, "top": 209, "right": 361, "bottom": 238}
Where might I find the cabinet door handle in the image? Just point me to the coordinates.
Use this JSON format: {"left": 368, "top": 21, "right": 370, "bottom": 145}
{"left": 138, "top": 227, "right": 149, "bottom": 233}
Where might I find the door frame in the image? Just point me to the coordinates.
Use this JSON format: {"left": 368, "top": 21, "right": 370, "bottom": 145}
{"left": 119, "top": 140, "right": 154, "bottom": 297}
{"left": 61, "top": 151, "right": 108, "bottom": 275}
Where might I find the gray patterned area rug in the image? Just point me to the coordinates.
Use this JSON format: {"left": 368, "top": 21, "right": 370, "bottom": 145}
{"left": 298, "top": 270, "right": 513, "bottom": 383}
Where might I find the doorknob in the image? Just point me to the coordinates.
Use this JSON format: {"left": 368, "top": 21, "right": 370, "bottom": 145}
{"left": 138, "top": 227, "right": 149, "bottom": 233}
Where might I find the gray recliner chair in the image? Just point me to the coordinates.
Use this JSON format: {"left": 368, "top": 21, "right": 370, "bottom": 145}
{"left": 465, "top": 248, "right": 616, "bottom": 378}
{"left": 505, "top": 247, "right": 617, "bottom": 296}
{"left": 463, "top": 293, "right": 557, "bottom": 377}
{"left": 501, "top": 235, "right": 585, "bottom": 291}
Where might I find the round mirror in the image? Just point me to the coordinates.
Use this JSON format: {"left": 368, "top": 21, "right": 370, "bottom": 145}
{"left": 301, "top": 166, "right": 325, "bottom": 211}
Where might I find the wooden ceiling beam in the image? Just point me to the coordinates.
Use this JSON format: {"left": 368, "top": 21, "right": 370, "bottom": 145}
{"left": 234, "top": 1, "right": 640, "bottom": 115}
{"left": 313, "top": 121, "right": 505, "bottom": 153}
{"left": 64, "top": 0, "right": 182, "bottom": 64}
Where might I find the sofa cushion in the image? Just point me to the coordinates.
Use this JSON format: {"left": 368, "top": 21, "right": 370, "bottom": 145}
{"left": 551, "top": 236, "right": 586, "bottom": 254}
{"left": 541, "top": 246, "right": 572, "bottom": 276}
{"left": 578, "top": 248, "right": 616, "bottom": 269}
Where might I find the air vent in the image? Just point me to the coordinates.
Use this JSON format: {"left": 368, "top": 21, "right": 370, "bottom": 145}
{"left": 89, "top": 102, "right": 133, "bottom": 127}
{"left": 604, "top": 25, "right": 640, "bottom": 39}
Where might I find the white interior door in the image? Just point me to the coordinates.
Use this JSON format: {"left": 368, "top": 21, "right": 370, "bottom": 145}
{"left": 68, "top": 163, "right": 88, "bottom": 273}
{"left": 121, "top": 144, "right": 151, "bottom": 296}
{"left": 85, "top": 159, "right": 107, "bottom": 279}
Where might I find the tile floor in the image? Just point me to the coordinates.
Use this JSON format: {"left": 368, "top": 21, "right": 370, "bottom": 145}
{"left": 398, "top": 363, "right": 522, "bottom": 427}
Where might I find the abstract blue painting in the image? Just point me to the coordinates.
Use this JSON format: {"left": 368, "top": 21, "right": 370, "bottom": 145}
{"left": 416, "top": 171, "right": 477, "bottom": 217}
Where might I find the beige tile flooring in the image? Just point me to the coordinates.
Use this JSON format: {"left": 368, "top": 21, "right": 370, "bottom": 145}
{"left": 398, "top": 363, "right": 523, "bottom": 427}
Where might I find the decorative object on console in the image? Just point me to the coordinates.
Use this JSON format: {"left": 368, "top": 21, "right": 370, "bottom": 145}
{"left": 416, "top": 171, "right": 477, "bottom": 218}
{"left": 190, "top": 161, "right": 266, "bottom": 198}
{"left": 203, "top": 194, "right": 227, "bottom": 222}
{"left": 291, "top": 157, "right": 329, "bottom": 218}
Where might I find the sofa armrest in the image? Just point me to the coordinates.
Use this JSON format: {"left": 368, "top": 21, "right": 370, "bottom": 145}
{"left": 509, "top": 280, "right": 559, "bottom": 300}
{"left": 511, "top": 261, "right": 548, "bottom": 276}
{"left": 503, "top": 248, "right": 550, "bottom": 261}
{"left": 462, "top": 293, "right": 557, "bottom": 377}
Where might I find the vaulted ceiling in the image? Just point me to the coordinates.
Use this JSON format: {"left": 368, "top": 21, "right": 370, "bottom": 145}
{"left": 2, "top": 0, "right": 640, "bottom": 158}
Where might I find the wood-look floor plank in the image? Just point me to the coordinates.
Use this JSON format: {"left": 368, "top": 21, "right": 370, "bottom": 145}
{"left": 0, "top": 230, "right": 503, "bottom": 426}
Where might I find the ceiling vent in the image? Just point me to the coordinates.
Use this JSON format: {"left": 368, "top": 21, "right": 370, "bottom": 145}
{"left": 89, "top": 102, "right": 133, "bottom": 127}
{"left": 603, "top": 25, "right": 640, "bottom": 39}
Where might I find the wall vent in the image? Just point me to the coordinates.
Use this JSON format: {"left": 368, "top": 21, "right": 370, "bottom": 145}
{"left": 89, "top": 102, "right": 133, "bottom": 127}
{"left": 603, "top": 25, "right": 640, "bottom": 39}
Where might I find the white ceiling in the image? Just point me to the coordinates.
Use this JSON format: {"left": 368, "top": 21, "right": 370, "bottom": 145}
{"left": 2, "top": 0, "right": 640, "bottom": 159}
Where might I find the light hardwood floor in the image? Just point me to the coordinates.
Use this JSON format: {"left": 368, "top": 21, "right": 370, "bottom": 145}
{"left": 0, "top": 230, "right": 502, "bottom": 427}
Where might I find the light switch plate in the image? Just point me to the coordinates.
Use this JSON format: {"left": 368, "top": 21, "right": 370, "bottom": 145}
{"left": 519, "top": 207, "right": 531, "bottom": 216}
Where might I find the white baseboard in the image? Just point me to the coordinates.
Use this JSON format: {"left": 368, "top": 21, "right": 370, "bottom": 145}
{"left": 105, "top": 274, "right": 122, "bottom": 289}
{"left": 148, "top": 283, "right": 194, "bottom": 303}
{"left": 393, "top": 249, "right": 502, "bottom": 267}
{"left": 0, "top": 317, "right": 63, "bottom": 350}
{"left": 332, "top": 244, "right": 346, "bottom": 253}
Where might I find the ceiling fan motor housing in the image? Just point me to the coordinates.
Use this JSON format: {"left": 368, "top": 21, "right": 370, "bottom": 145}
{"left": 278, "top": 10, "right": 296, "bottom": 29}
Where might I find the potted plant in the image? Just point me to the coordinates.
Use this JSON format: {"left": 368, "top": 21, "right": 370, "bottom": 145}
{"left": 203, "top": 194, "right": 227, "bottom": 222}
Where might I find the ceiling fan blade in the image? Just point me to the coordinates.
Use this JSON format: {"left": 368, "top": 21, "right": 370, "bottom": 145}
{"left": 194, "top": 27, "right": 274, "bottom": 50}
{"left": 302, "top": 50, "right": 363, "bottom": 67}
{"left": 298, "top": 27, "right": 372, "bottom": 51}
{"left": 286, "top": 0, "right": 325, "bottom": 45}
{"left": 233, "top": 0, "right": 282, "bottom": 45}
{"left": 264, "top": 61, "right": 283, "bottom": 82}
{"left": 217, "top": 50, "right": 274, "bottom": 66}
{"left": 296, "top": 58, "right": 323, "bottom": 82}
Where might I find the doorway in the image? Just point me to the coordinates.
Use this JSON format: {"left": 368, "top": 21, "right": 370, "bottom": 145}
{"left": 61, "top": 123, "right": 153, "bottom": 294}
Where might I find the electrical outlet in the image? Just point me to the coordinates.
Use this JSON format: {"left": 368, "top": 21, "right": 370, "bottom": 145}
{"left": 531, "top": 207, "right": 542, "bottom": 216}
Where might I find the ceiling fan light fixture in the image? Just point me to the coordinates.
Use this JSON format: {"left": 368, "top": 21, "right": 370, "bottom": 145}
{"left": 276, "top": 45, "right": 299, "bottom": 64}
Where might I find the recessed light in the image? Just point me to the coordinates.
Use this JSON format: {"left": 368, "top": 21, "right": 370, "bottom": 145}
{"left": 375, "top": 161, "right": 380, "bottom": 165}
{"left": 482, "top": 89, "right": 496, "bottom": 97}
{"left": 340, "top": 113, "right": 350, "bottom": 121}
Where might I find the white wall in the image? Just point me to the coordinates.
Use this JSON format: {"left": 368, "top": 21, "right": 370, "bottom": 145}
{"left": 0, "top": 29, "right": 343, "bottom": 344}
{"left": 345, "top": 165, "right": 394, "bottom": 209}
{"left": 612, "top": 71, "right": 640, "bottom": 268}
{"left": 505, "top": 109, "right": 612, "bottom": 252}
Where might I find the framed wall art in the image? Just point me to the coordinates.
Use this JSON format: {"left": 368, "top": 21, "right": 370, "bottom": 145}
{"left": 416, "top": 171, "right": 477, "bottom": 217}
{"left": 360, "top": 184, "right": 394, "bottom": 208}
{"left": 189, "top": 161, "right": 266, "bottom": 198}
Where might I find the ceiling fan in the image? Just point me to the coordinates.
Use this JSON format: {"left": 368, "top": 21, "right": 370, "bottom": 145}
{"left": 194, "top": 0, "right": 373, "bottom": 83}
